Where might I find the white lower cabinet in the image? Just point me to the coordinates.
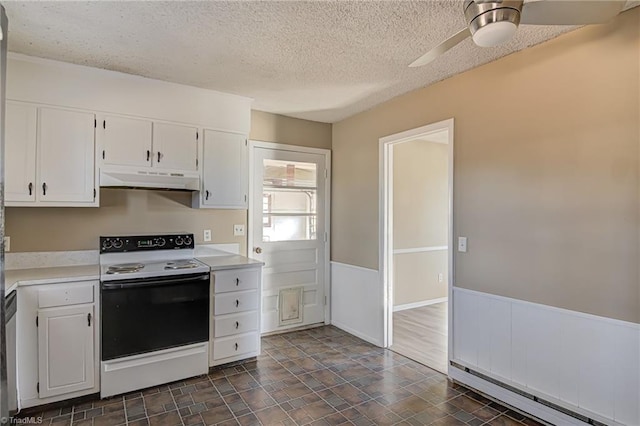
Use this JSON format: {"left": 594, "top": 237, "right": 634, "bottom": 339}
{"left": 210, "top": 266, "right": 262, "bottom": 366}
{"left": 17, "top": 281, "right": 100, "bottom": 408}
{"left": 38, "top": 304, "right": 95, "bottom": 398}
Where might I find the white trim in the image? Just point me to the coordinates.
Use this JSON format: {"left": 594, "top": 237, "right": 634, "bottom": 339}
{"left": 329, "top": 260, "right": 377, "bottom": 274}
{"left": 393, "top": 297, "right": 448, "bottom": 312}
{"left": 379, "top": 118, "right": 455, "bottom": 370}
{"left": 248, "top": 140, "right": 332, "bottom": 327}
{"left": 393, "top": 246, "right": 447, "bottom": 255}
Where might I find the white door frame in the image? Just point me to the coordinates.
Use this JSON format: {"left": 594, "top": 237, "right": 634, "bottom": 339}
{"left": 379, "top": 118, "right": 454, "bottom": 374}
{"left": 248, "top": 141, "right": 332, "bottom": 325}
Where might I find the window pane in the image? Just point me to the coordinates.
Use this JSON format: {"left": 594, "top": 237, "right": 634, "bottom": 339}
{"left": 264, "top": 159, "right": 316, "bottom": 188}
{"left": 263, "top": 189, "right": 316, "bottom": 214}
{"left": 263, "top": 215, "right": 317, "bottom": 242}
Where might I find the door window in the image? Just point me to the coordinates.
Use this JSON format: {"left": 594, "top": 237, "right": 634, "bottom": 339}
{"left": 262, "top": 159, "right": 318, "bottom": 242}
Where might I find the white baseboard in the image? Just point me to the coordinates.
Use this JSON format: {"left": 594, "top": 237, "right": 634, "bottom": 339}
{"left": 453, "top": 287, "right": 639, "bottom": 426}
{"left": 394, "top": 297, "right": 448, "bottom": 312}
{"left": 330, "top": 261, "right": 383, "bottom": 347}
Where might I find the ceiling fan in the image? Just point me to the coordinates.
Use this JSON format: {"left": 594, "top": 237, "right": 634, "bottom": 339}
{"left": 409, "top": 0, "right": 627, "bottom": 67}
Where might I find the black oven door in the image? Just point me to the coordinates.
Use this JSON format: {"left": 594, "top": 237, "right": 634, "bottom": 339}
{"left": 101, "top": 272, "right": 210, "bottom": 361}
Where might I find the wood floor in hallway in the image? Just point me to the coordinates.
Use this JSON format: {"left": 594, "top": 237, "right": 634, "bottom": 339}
{"left": 391, "top": 302, "right": 448, "bottom": 374}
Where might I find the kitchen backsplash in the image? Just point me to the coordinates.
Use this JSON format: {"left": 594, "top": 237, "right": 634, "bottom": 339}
{"left": 5, "top": 188, "right": 247, "bottom": 254}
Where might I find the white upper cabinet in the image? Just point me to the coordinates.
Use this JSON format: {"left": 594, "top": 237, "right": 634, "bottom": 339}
{"left": 4, "top": 103, "right": 97, "bottom": 207}
{"left": 5, "top": 102, "right": 37, "bottom": 202}
{"left": 99, "top": 117, "right": 198, "bottom": 173}
{"left": 38, "top": 108, "right": 96, "bottom": 204}
{"left": 152, "top": 122, "right": 198, "bottom": 171}
{"left": 194, "top": 129, "right": 248, "bottom": 209}
{"left": 100, "top": 115, "right": 153, "bottom": 167}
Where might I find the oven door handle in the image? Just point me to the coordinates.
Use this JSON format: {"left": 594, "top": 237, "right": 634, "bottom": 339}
{"left": 101, "top": 273, "right": 210, "bottom": 290}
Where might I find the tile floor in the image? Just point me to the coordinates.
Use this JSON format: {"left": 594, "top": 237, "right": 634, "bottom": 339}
{"left": 20, "top": 326, "right": 545, "bottom": 426}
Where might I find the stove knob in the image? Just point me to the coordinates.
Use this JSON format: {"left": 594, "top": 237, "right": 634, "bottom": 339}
{"left": 175, "top": 236, "right": 184, "bottom": 246}
{"left": 103, "top": 239, "right": 113, "bottom": 250}
{"left": 157, "top": 237, "right": 166, "bottom": 247}
{"left": 184, "top": 236, "right": 192, "bottom": 246}
{"left": 113, "top": 239, "right": 123, "bottom": 249}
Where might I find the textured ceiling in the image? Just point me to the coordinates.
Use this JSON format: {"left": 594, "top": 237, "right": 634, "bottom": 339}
{"left": 1, "top": 1, "right": 631, "bottom": 123}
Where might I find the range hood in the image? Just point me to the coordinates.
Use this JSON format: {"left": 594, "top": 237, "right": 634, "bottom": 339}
{"left": 100, "top": 167, "right": 200, "bottom": 191}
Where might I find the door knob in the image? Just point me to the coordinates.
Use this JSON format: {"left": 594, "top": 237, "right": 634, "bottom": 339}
{"left": 255, "top": 247, "right": 262, "bottom": 254}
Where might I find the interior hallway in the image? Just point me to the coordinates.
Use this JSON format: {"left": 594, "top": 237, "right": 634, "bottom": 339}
{"left": 391, "top": 302, "right": 448, "bottom": 374}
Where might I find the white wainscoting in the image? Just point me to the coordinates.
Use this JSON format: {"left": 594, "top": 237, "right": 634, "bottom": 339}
{"left": 393, "top": 246, "right": 447, "bottom": 255}
{"left": 452, "top": 287, "right": 640, "bottom": 426}
{"left": 330, "top": 262, "right": 383, "bottom": 346}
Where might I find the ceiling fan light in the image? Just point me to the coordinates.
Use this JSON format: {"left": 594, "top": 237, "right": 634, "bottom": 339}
{"left": 472, "top": 20, "right": 517, "bottom": 47}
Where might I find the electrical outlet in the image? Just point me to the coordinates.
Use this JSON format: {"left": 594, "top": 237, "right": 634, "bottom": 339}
{"left": 458, "top": 236, "right": 467, "bottom": 253}
{"left": 438, "top": 273, "right": 444, "bottom": 283}
{"left": 203, "top": 229, "right": 212, "bottom": 242}
{"left": 233, "top": 224, "right": 245, "bottom": 236}
{"left": 3, "top": 236, "right": 9, "bottom": 252}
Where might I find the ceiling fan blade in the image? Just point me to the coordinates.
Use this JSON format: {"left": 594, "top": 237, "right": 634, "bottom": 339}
{"left": 520, "top": 0, "right": 625, "bottom": 25}
{"left": 409, "top": 28, "right": 471, "bottom": 68}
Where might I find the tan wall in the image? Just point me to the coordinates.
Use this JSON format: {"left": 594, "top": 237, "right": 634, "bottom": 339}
{"left": 394, "top": 252, "right": 448, "bottom": 306}
{"left": 393, "top": 139, "right": 449, "bottom": 306}
{"left": 5, "top": 111, "right": 332, "bottom": 253}
{"left": 250, "top": 110, "right": 332, "bottom": 150}
{"left": 332, "top": 9, "right": 640, "bottom": 323}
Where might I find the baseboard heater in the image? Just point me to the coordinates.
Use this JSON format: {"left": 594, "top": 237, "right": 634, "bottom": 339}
{"left": 450, "top": 361, "right": 609, "bottom": 426}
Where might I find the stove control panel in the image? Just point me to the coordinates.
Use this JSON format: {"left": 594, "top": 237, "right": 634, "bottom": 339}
{"left": 100, "top": 234, "right": 195, "bottom": 253}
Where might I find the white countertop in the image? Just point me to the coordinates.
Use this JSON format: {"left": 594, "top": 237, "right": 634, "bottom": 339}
{"left": 196, "top": 255, "right": 264, "bottom": 271}
{"left": 4, "top": 253, "right": 263, "bottom": 295}
{"left": 5, "top": 264, "right": 101, "bottom": 295}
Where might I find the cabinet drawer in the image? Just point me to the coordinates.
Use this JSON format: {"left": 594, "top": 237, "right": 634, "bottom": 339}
{"left": 212, "top": 333, "right": 259, "bottom": 361}
{"left": 213, "top": 269, "right": 259, "bottom": 294}
{"left": 214, "top": 311, "right": 258, "bottom": 338}
{"left": 38, "top": 283, "right": 94, "bottom": 308}
{"left": 214, "top": 290, "right": 258, "bottom": 315}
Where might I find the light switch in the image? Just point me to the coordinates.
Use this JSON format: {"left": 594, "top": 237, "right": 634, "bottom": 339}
{"left": 458, "top": 237, "right": 467, "bottom": 253}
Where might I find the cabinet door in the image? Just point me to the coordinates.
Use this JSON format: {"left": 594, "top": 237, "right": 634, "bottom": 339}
{"left": 202, "top": 130, "right": 248, "bottom": 208}
{"left": 37, "top": 108, "right": 95, "bottom": 203}
{"left": 37, "top": 304, "right": 95, "bottom": 398}
{"left": 153, "top": 122, "right": 198, "bottom": 171}
{"left": 5, "top": 102, "right": 37, "bottom": 202}
{"left": 100, "top": 115, "right": 152, "bottom": 167}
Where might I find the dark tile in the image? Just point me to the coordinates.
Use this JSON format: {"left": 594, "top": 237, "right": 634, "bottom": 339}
{"left": 71, "top": 420, "right": 92, "bottom": 426}
{"left": 488, "top": 415, "right": 526, "bottom": 426}
{"left": 239, "top": 387, "right": 277, "bottom": 411}
{"left": 148, "top": 410, "right": 182, "bottom": 426}
{"left": 200, "top": 404, "right": 235, "bottom": 425}
{"left": 236, "top": 413, "right": 261, "bottom": 426}
{"left": 128, "top": 419, "right": 150, "bottom": 426}
{"left": 472, "top": 405, "right": 501, "bottom": 422}
{"left": 387, "top": 395, "right": 433, "bottom": 418}
{"left": 182, "top": 413, "right": 204, "bottom": 426}
{"left": 92, "top": 411, "right": 126, "bottom": 426}
{"left": 449, "top": 395, "right": 485, "bottom": 413}
{"left": 430, "top": 415, "right": 468, "bottom": 426}
{"left": 254, "top": 405, "right": 290, "bottom": 424}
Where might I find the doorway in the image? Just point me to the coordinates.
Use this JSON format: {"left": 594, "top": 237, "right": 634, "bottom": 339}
{"left": 248, "top": 142, "right": 331, "bottom": 334}
{"left": 379, "top": 119, "right": 453, "bottom": 374}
